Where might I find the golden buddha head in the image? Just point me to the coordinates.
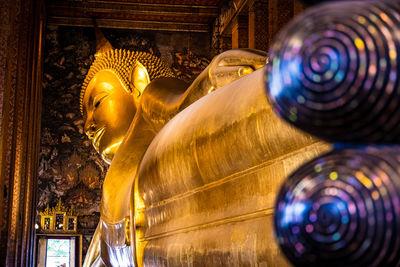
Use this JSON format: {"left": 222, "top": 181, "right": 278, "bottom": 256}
{"left": 81, "top": 49, "right": 174, "bottom": 163}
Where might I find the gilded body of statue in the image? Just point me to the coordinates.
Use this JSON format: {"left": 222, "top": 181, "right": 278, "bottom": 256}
{"left": 81, "top": 36, "right": 270, "bottom": 266}
{"left": 81, "top": 29, "right": 331, "bottom": 266}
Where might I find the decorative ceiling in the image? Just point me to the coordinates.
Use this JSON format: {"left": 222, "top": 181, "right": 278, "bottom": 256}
{"left": 46, "top": 0, "right": 228, "bottom": 32}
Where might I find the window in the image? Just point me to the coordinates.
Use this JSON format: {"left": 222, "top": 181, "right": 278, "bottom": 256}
{"left": 46, "top": 239, "right": 70, "bottom": 267}
{"left": 36, "top": 235, "right": 82, "bottom": 267}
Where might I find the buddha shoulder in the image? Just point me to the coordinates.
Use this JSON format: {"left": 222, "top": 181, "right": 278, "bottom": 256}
{"left": 140, "top": 77, "right": 189, "bottom": 131}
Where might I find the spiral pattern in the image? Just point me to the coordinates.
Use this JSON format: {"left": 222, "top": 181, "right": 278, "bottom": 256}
{"left": 275, "top": 147, "right": 400, "bottom": 266}
{"left": 265, "top": 1, "right": 400, "bottom": 143}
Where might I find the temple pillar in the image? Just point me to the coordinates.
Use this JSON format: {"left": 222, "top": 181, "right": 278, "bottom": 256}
{"left": 276, "top": 0, "right": 294, "bottom": 35}
{"left": 294, "top": 1, "right": 306, "bottom": 16}
{"left": 268, "top": 0, "right": 295, "bottom": 46}
{"left": 231, "top": 14, "right": 248, "bottom": 49}
{"left": 248, "top": 8, "right": 256, "bottom": 49}
{"left": 249, "top": 0, "right": 297, "bottom": 50}
{"left": 0, "top": 0, "right": 44, "bottom": 266}
{"left": 220, "top": 35, "right": 232, "bottom": 52}
{"left": 213, "top": 0, "right": 299, "bottom": 53}
{"left": 248, "top": 0, "right": 268, "bottom": 51}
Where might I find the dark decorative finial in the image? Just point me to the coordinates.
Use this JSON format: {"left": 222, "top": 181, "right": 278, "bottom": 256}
{"left": 92, "top": 18, "right": 113, "bottom": 57}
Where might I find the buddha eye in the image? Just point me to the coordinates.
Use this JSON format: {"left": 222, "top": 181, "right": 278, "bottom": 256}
{"left": 93, "top": 94, "right": 107, "bottom": 109}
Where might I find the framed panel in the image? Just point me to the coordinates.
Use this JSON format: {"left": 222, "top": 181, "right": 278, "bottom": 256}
{"left": 54, "top": 212, "right": 66, "bottom": 231}
{"left": 41, "top": 215, "right": 54, "bottom": 231}
{"left": 66, "top": 216, "right": 77, "bottom": 232}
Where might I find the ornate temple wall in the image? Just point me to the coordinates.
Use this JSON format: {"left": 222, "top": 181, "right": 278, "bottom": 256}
{"left": 0, "top": 0, "right": 44, "bottom": 266}
{"left": 37, "top": 25, "right": 213, "bottom": 261}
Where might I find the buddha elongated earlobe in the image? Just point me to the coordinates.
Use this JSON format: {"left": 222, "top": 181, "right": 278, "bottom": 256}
{"left": 131, "top": 62, "right": 150, "bottom": 98}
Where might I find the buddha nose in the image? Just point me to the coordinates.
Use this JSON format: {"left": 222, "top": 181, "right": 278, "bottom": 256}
{"left": 84, "top": 118, "right": 97, "bottom": 139}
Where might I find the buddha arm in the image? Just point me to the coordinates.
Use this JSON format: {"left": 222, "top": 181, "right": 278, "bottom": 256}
{"left": 180, "top": 49, "right": 267, "bottom": 110}
{"left": 140, "top": 49, "right": 267, "bottom": 132}
{"left": 101, "top": 108, "right": 156, "bottom": 224}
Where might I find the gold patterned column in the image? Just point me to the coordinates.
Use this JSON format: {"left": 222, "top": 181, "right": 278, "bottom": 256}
{"left": 0, "top": 0, "right": 45, "bottom": 266}
{"left": 268, "top": 0, "right": 295, "bottom": 47}
{"left": 277, "top": 0, "right": 294, "bottom": 33}
{"left": 220, "top": 35, "right": 232, "bottom": 52}
{"left": 248, "top": 0, "right": 268, "bottom": 51}
{"left": 232, "top": 14, "right": 249, "bottom": 49}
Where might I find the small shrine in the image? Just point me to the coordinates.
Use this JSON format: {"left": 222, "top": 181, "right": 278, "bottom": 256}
{"left": 39, "top": 199, "right": 77, "bottom": 232}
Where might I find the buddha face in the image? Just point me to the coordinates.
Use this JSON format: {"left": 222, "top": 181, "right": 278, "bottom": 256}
{"left": 83, "top": 70, "right": 136, "bottom": 164}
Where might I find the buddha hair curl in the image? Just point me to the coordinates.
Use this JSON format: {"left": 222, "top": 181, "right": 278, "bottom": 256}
{"left": 80, "top": 49, "right": 174, "bottom": 114}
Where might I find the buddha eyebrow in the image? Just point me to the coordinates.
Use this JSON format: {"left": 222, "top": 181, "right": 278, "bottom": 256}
{"left": 85, "top": 91, "right": 96, "bottom": 110}
{"left": 89, "top": 88, "right": 101, "bottom": 105}
{"left": 88, "top": 94, "right": 95, "bottom": 107}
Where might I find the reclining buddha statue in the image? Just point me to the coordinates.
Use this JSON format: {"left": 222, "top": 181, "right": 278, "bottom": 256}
{"left": 81, "top": 30, "right": 330, "bottom": 266}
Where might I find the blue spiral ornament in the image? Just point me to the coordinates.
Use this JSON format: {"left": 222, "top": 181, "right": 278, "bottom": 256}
{"left": 265, "top": 1, "right": 400, "bottom": 143}
{"left": 274, "top": 147, "right": 400, "bottom": 266}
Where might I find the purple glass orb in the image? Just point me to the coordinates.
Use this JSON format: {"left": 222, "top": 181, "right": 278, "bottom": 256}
{"left": 274, "top": 147, "right": 400, "bottom": 267}
{"left": 265, "top": 1, "right": 400, "bottom": 143}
